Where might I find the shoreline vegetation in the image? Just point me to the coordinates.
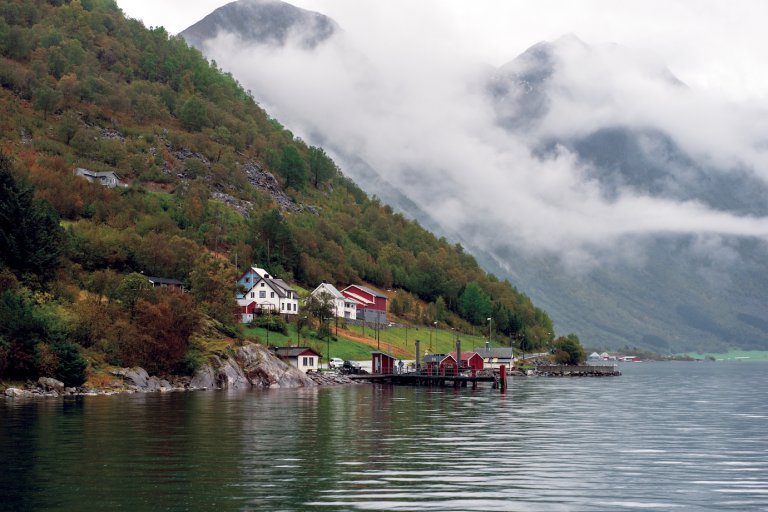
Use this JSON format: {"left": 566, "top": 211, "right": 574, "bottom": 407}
{"left": 2, "top": 341, "right": 364, "bottom": 399}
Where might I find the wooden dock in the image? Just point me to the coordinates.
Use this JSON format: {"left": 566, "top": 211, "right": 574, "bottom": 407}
{"left": 536, "top": 365, "right": 621, "bottom": 376}
{"left": 349, "top": 364, "right": 620, "bottom": 388}
{"left": 349, "top": 368, "right": 506, "bottom": 389}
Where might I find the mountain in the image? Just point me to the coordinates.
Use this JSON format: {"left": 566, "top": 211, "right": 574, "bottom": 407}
{"left": 490, "top": 39, "right": 768, "bottom": 216}
{"left": 0, "top": 0, "right": 553, "bottom": 386}
{"left": 180, "top": 5, "right": 768, "bottom": 354}
{"left": 180, "top": 0, "right": 337, "bottom": 50}
{"left": 484, "top": 38, "right": 768, "bottom": 352}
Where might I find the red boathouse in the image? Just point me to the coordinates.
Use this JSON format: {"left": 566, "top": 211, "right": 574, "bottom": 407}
{"left": 449, "top": 351, "right": 484, "bottom": 371}
{"left": 371, "top": 352, "right": 397, "bottom": 374}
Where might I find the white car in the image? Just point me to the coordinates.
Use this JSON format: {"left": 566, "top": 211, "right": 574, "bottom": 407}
{"left": 329, "top": 358, "right": 344, "bottom": 369}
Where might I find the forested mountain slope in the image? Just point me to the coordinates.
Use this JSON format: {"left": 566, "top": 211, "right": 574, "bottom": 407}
{"left": 178, "top": 0, "right": 768, "bottom": 354}
{"left": 0, "top": 0, "right": 552, "bottom": 386}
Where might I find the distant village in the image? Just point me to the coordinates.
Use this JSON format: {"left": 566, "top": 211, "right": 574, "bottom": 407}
{"left": 75, "top": 164, "right": 622, "bottom": 380}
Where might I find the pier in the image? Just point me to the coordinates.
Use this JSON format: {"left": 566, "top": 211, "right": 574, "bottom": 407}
{"left": 350, "top": 367, "right": 508, "bottom": 389}
{"left": 535, "top": 365, "right": 621, "bottom": 376}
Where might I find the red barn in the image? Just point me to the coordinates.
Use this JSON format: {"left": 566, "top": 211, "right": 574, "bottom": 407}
{"left": 450, "top": 351, "right": 484, "bottom": 371}
{"left": 342, "top": 285, "right": 388, "bottom": 324}
{"left": 371, "top": 352, "right": 397, "bottom": 374}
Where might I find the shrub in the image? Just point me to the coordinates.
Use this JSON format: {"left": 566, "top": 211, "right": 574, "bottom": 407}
{"left": 51, "top": 340, "right": 87, "bottom": 386}
{"left": 248, "top": 314, "right": 288, "bottom": 336}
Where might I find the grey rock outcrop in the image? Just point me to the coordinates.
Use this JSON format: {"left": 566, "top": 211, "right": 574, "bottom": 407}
{"left": 111, "top": 367, "right": 150, "bottom": 389}
{"left": 189, "top": 364, "right": 216, "bottom": 390}
{"left": 190, "top": 343, "right": 315, "bottom": 390}
{"left": 38, "top": 377, "right": 65, "bottom": 393}
{"left": 235, "top": 344, "right": 315, "bottom": 388}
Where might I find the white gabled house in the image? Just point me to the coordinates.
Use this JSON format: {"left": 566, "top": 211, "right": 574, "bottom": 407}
{"left": 310, "top": 282, "right": 361, "bottom": 320}
{"left": 236, "top": 267, "right": 299, "bottom": 322}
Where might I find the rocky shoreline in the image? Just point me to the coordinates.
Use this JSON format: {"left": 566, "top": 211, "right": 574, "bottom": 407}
{"left": 3, "top": 342, "right": 364, "bottom": 399}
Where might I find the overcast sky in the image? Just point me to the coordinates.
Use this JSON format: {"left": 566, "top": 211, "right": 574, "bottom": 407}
{"left": 119, "top": 0, "right": 768, "bottom": 101}
{"left": 117, "top": 0, "right": 768, "bottom": 269}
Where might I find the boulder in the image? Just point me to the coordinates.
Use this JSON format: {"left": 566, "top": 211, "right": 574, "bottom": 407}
{"left": 111, "top": 367, "right": 150, "bottom": 389}
{"left": 214, "top": 356, "right": 250, "bottom": 390}
{"left": 38, "top": 377, "right": 65, "bottom": 393}
{"left": 5, "top": 387, "right": 32, "bottom": 398}
{"left": 190, "top": 365, "right": 216, "bottom": 390}
{"left": 192, "top": 355, "right": 250, "bottom": 390}
{"left": 145, "top": 376, "right": 162, "bottom": 392}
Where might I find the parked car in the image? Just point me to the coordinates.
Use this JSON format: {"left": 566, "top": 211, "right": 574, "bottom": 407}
{"left": 329, "top": 357, "right": 344, "bottom": 369}
{"left": 341, "top": 360, "right": 367, "bottom": 375}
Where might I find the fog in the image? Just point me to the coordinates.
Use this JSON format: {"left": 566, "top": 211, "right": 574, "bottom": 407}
{"left": 120, "top": 0, "right": 768, "bottom": 269}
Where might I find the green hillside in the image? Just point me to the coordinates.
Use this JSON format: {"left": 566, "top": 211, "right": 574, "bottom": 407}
{"left": 0, "top": 0, "right": 554, "bottom": 386}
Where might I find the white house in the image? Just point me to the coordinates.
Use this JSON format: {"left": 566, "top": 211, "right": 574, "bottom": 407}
{"left": 74, "top": 168, "right": 122, "bottom": 188}
{"left": 270, "top": 347, "right": 321, "bottom": 374}
{"left": 310, "top": 282, "right": 361, "bottom": 320}
{"left": 237, "top": 267, "right": 299, "bottom": 322}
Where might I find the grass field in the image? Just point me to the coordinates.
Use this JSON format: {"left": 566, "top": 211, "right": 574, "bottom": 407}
{"left": 346, "top": 324, "right": 494, "bottom": 354}
{"left": 243, "top": 325, "right": 376, "bottom": 361}
{"left": 244, "top": 322, "right": 508, "bottom": 363}
{"left": 686, "top": 350, "right": 768, "bottom": 361}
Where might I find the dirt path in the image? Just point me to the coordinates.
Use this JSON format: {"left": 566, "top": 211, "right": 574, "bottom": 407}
{"left": 336, "top": 327, "right": 411, "bottom": 358}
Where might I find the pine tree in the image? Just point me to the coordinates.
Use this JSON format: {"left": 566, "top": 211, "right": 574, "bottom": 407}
{"left": 0, "top": 156, "right": 64, "bottom": 277}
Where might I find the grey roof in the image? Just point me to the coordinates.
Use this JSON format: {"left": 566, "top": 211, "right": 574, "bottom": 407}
{"left": 147, "top": 276, "right": 184, "bottom": 286}
{"left": 271, "top": 278, "right": 295, "bottom": 293}
{"left": 271, "top": 347, "right": 320, "bottom": 358}
{"left": 423, "top": 354, "right": 455, "bottom": 364}
{"left": 248, "top": 277, "right": 289, "bottom": 298}
{"left": 75, "top": 168, "right": 119, "bottom": 178}
{"left": 312, "top": 282, "right": 345, "bottom": 300}
{"left": 344, "top": 284, "right": 387, "bottom": 299}
{"left": 476, "top": 347, "right": 515, "bottom": 359}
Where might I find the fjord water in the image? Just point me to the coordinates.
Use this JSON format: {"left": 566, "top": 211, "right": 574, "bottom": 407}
{"left": 2, "top": 362, "right": 767, "bottom": 511}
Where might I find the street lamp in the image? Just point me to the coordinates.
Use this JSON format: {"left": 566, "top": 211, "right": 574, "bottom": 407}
{"left": 487, "top": 317, "right": 492, "bottom": 351}
{"left": 297, "top": 315, "right": 307, "bottom": 345}
{"left": 429, "top": 321, "right": 437, "bottom": 351}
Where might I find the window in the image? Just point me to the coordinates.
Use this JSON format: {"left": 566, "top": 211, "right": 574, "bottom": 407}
{"left": 259, "top": 291, "right": 266, "bottom": 299}
{"left": 270, "top": 292, "right": 275, "bottom": 298}
{"left": 250, "top": 292, "right": 254, "bottom": 298}
{"left": 281, "top": 303, "right": 285, "bottom": 310}
{"left": 245, "top": 278, "right": 250, "bottom": 283}
{"left": 260, "top": 283, "right": 265, "bottom": 287}
{"left": 293, "top": 304, "right": 297, "bottom": 311}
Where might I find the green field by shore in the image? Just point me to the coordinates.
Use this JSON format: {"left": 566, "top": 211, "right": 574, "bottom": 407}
{"left": 686, "top": 350, "right": 768, "bottom": 361}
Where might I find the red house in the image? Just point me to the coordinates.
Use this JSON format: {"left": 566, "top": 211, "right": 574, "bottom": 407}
{"left": 371, "top": 352, "right": 397, "bottom": 374}
{"left": 450, "top": 351, "right": 484, "bottom": 371}
{"left": 342, "top": 285, "right": 387, "bottom": 324}
{"left": 423, "top": 354, "right": 458, "bottom": 375}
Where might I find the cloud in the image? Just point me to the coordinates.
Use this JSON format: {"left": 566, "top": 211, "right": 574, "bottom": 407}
{"left": 191, "top": 1, "right": 768, "bottom": 271}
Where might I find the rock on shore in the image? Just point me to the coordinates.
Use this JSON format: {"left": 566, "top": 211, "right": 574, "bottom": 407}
{"left": 190, "top": 343, "right": 316, "bottom": 389}
{"left": 2, "top": 343, "right": 362, "bottom": 398}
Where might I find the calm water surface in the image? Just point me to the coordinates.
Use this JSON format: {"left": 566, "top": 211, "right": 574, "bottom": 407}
{"left": 1, "top": 362, "right": 767, "bottom": 511}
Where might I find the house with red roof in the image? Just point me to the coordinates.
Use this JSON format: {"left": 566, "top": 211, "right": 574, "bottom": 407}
{"left": 449, "top": 351, "right": 484, "bottom": 371}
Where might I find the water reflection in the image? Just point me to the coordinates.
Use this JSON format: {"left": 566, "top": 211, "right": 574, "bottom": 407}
{"left": 1, "top": 363, "right": 767, "bottom": 511}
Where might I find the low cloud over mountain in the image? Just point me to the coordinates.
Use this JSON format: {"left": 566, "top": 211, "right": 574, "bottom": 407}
{"left": 182, "top": 1, "right": 768, "bottom": 351}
